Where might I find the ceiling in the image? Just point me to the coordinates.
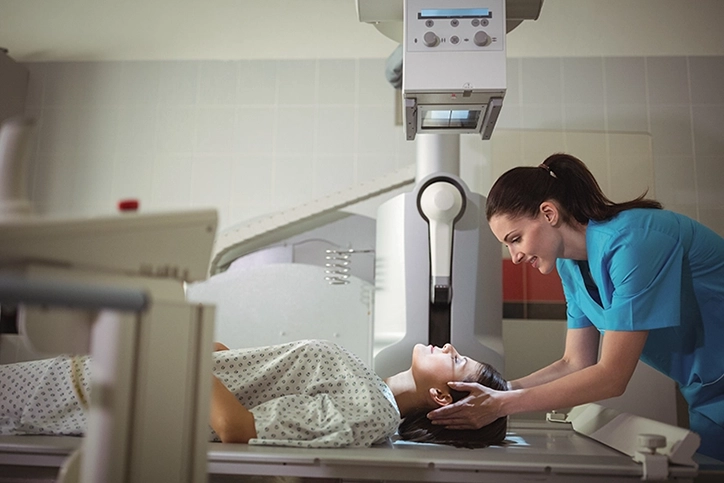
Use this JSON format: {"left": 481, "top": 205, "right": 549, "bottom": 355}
{"left": 0, "top": 0, "right": 399, "bottom": 62}
{"left": 2, "top": 0, "right": 724, "bottom": 63}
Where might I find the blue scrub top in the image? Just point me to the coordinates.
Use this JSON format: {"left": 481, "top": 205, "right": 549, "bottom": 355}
{"left": 557, "top": 209, "right": 724, "bottom": 456}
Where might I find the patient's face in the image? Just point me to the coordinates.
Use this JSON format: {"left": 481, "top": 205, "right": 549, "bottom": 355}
{"left": 411, "top": 343, "right": 482, "bottom": 390}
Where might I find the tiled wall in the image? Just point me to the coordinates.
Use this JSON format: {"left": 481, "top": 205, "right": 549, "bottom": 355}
{"left": 19, "top": 56, "right": 723, "bottom": 321}
{"left": 22, "top": 59, "right": 417, "bottom": 229}
{"left": 21, "top": 56, "right": 724, "bottom": 237}
{"left": 498, "top": 56, "right": 724, "bottom": 234}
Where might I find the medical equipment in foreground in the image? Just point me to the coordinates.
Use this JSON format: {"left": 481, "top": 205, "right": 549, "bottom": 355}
{"left": 0, "top": 208, "right": 217, "bottom": 483}
{"left": 0, "top": 118, "right": 34, "bottom": 220}
{"left": 0, "top": 111, "right": 218, "bottom": 483}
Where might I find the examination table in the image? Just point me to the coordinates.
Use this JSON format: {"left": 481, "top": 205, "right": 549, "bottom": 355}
{"left": 2, "top": 417, "right": 721, "bottom": 483}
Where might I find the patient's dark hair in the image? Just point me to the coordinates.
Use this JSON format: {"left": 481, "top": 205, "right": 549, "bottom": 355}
{"left": 397, "top": 362, "right": 508, "bottom": 448}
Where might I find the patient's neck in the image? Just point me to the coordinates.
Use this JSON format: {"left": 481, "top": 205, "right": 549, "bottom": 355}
{"left": 384, "top": 370, "right": 431, "bottom": 418}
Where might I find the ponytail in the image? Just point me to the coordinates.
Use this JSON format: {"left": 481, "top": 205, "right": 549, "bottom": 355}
{"left": 485, "top": 153, "right": 662, "bottom": 223}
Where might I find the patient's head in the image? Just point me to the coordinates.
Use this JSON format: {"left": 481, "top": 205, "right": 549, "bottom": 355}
{"left": 399, "top": 343, "right": 508, "bottom": 448}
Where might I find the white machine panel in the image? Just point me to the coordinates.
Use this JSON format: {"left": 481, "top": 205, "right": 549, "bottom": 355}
{"left": 403, "top": 0, "right": 506, "bottom": 139}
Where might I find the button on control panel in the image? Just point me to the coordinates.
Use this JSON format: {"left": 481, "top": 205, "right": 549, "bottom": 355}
{"left": 406, "top": 4, "right": 504, "bottom": 53}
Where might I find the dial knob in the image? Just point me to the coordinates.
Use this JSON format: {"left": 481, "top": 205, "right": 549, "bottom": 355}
{"left": 474, "top": 31, "right": 491, "bottom": 47}
{"left": 638, "top": 434, "right": 667, "bottom": 454}
{"left": 423, "top": 31, "right": 440, "bottom": 47}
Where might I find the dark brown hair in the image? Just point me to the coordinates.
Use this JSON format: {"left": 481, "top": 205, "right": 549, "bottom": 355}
{"left": 485, "top": 153, "right": 662, "bottom": 224}
{"left": 396, "top": 362, "right": 508, "bottom": 448}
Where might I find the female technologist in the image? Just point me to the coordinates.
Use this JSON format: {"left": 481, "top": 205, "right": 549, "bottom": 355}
{"left": 427, "top": 153, "right": 724, "bottom": 461}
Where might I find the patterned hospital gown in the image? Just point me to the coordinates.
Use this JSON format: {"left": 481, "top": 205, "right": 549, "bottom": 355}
{"left": 0, "top": 340, "right": 400, "bottom": 448}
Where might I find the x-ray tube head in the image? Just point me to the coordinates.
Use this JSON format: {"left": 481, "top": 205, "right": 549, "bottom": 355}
{"left": 402, "top": 0, "right": 507, "bottom": 140}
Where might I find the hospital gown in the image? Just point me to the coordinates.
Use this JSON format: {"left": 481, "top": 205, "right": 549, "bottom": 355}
{"left": 0, "top": 340, "right": 401, "bottom": 448}
{"left": 557, "top": 208, "right": 724, "bottom": 461}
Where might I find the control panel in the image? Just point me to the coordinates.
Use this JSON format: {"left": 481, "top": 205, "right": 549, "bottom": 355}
{"left": 405, "top": 2, "right": 505, "bottom": 53}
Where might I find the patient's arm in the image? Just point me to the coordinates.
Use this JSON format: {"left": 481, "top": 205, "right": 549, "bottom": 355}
{"left": 210, "top": 375, "right": 257, "bottom": 443}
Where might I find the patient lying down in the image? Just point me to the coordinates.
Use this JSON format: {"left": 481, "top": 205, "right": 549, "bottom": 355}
{"left": 0, "top": 340, "right": 507, "bottom": 448}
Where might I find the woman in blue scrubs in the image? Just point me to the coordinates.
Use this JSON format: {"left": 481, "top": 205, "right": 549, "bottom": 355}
{"left": 427, "top": 153, "right": 724, "bottom": 461}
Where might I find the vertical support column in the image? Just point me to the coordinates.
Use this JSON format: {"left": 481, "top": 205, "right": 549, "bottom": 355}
{"left": 82, "top": 310, "right": 139, "bottom": 483}
{"left": 415, "top": 133, "right": 460, "bottom": 181}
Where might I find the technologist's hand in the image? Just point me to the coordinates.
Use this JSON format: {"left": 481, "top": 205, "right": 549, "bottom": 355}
{"left": 426, "top": 382, "right": 504, "bottom": 429}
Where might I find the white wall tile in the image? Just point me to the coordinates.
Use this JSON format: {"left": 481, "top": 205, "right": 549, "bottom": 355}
{"left": 150, "top": 154, "right": 193, "bottom": 208}
{"left": 238, "top": 60, "right": 277, "bottom": 106}
{"left": 43, "top": 62, "right": 123, "bottom": 107}
{"left": 198, "top": 61, "right": 239, "bottom": 106}
{"left": 196, "top": 107, "right": 238, "bottom": 154}
{"left": 695, "top": 155, "right": 724, "bottom": 235}
{"left": 653, "top": 155, "right": 698, "bottom": 219}
{"left": 521, "top": 58, "right": 562, "bottom": 105}
{"left": 314, "top": 154, "right": 355, "bottom": 197}
{"left": 36, "top": 107, "right": 84, "bottom": 155}
{"left": 23, "top": 62, "right": 46, "bottom": 109}
{"left": 608, "top": 154, "right": 655, "bottom": 204}
{"left": 236, "top": 107, "right": 276, "bottom": 154}
{"left": 357, "top": 105, "right": 398, "bottom": 154}
{"left": 273, "top": 155, "right": 314, "bottom": 209}
{"left": 118, "top": 62, "right": 160, "bottom": 106}
{"left": 114, "top": 106, "right": 158, "bottom": 155}
{"left": 563, "top": 103, "right": 605, "bottom": 131}
{"left": 318, "top": 60, "right": 356, "bottom": 106}
{"left": 74, "top": 107, "right": 119, "bottom": 158}
{"left": 277, "top": 60, "right": 317, "bottom": 105}
{"left": 496, "top": 103, "right": 521, "bottom": 129}
{"left": 689, "top": 56, "right": 724, "bottom": 105}
{"left": 395, "top": 129, "right": 416, "bottom": 167}
{"left": 227, "top": 204, "right": 270, "bottom": 227}
{"left": 562, "top": 57, "right": 604, "bottom": 105}
{"left": 316, "top": 106, "right": 355, "bottom": 154}
{"left": 490, "top": 129, "right": 524, "bottom": 180}
{"left": 649, "top": 104, "right": 693, "bottom": 157}
{"left": 112, "top": 153, "right": 155, "bottom": 207}
{"left": 504, "top": 58, "right": 521, "bottom": 105}
{"left": 646, "top": 57, "right": 690, "bottom": 105}
{"left": 605, "top": 133, "right": 654, "bottom": 202}
{"left": 275, "top": 106, "right": 316, "bottom": 155}
{"left": 157, "top": 61, "right": 199, "bottom": 106}
{"left": 605, "top": 103, "right": 649, "bottom": 132}
{"left": 520, "top": 130, "right": 566, "bottom": 167}
{"left": 356, "top": 153, "right": 396, "bottom": 185}
{"left": 156, "top": 106, "right": 197, "bottom": 153}
{"left": 358, "top": 58, "right": 392, "bottom": 106}
{"left": 190, "top": 154, "right": 233, "bottom": 209}
{"left": 605, "top": 57, "right": 647, "bottom": 105}
{"left": 71, "top": 152, "right": 115, "bottom": 215}
{"left": 692, "top": 105, "right": 724, "bottom": 156}
{"left": 30, "top": 155, "right": 77, "bottom": 215}
{"left": 19, "top": 55, "right": 724, "bottom": 238}
{"left": 230, "top": 154, "right": 273, "bottom": 208}
{"left": 521, "top": 105, "right": 563, "bottom": 130}
{"left": 607, "top": 132, "right": 652, "bottom": 159}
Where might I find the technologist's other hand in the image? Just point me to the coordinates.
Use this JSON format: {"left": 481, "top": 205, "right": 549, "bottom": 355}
{"left": 426, "top": 382, "right": 503, "bottom": 430}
